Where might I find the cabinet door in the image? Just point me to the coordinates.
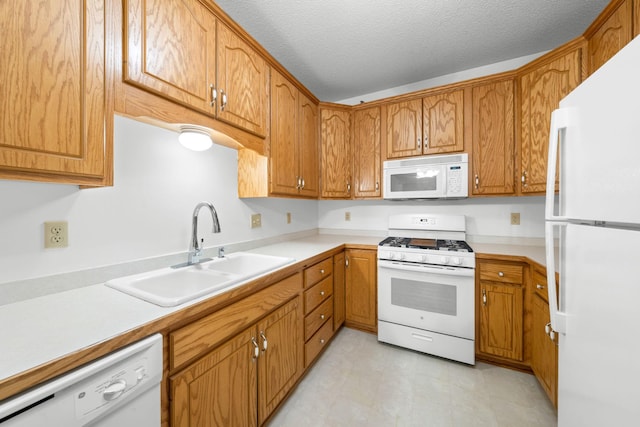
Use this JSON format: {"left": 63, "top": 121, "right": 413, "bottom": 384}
{"left": 471, "top": 80, "right": 515, "bottom": 195}
{"left": 0, "top": 0, "right": 109, "bottom": 185}
{"left": 519, "top": 47, "right": 582, "bottom": 193}
{"left": 299, "top": 93, "right": 320, "bottom": 197}
{"left": 125, "top": 0, "right": 216, "bottom": 114}
{"left": 170, "top": 328, "right": 257, "bottom": 427}
{"left": 531, "top": 293, "right": 558, "bottom": 408}
{"left": 321, "top": 108, "right": 352, "bottom": 198}
{"left": 333, "top": 252, "right": 346, "bottom": 330}
{"left": 385, "top": 99, "right": 423, "bottom": 158}
{"left": 587, "top": 0, "right": 633, "bottom": 75}
{"left": 345, "top": 249, "right": 377, "bottom": 332}
{"left": 353, "top": 107, "right": 381, "bottom": 198}
{"left": 257, "top": 297, "right": 303, "bottom": 425}
{"left": 422, "top": 90, "right": 465, "bottom": 154}
{"left": 636, "top": 0, "right": 640, "bottom": 37}
{"left": 478, "top": 282, "right": 523, "bottom": 361}
{"left": 216, "top": 22, "right": 269, "bottom": 137}
{"left": 270, "top": 71, "right": 299, "bottom": 195}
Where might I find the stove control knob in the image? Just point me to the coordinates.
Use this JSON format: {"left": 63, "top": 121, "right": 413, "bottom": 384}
{"left": 399, "top": 253, "right": 406, "bottom": 261}
{"left": 452, "top": 257, "right": 462, "bottom": 266}
{"left": 421, "top": 255, "right": 428, "bottom": 263}
{"left": 440, "top": 256, "right": 449, "bottom": 264}
{"left": 388, "top": 252, "right": 396, "bottom": 260}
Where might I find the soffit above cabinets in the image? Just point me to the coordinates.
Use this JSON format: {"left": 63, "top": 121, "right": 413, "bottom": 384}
{"left": 215, "top": 0, "right": 609, "bottom": 103}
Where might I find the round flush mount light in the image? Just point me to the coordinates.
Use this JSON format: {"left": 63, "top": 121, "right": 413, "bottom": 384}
{"left": 178, "top": 125, "right": 213, "bottom": 151}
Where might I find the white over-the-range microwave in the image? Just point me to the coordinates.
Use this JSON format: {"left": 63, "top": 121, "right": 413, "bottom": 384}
{"left": 383, "top": 153, "right": 468, "bottom": 200}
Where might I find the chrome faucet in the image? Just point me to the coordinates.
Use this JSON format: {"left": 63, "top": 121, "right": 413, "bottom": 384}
{"left": 187, "top": 202, "right": 221, "bottom": 265}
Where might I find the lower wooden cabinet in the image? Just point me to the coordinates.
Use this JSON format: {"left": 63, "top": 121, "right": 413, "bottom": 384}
{"left": 303, "top": 256, "right": 335, "bottom": 367}
{"left": 345, "top": 249, "right": 377, "bottom": 333}
{"left": 476, "top": 260, "right": 525, "bottom": 362}
{"left": 530, "top": 268, "right": 559, "bottom": 408}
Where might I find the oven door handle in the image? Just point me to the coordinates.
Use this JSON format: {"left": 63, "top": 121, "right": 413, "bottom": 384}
{"left": 378, "top": 260, "right": 474, "bottom": 277}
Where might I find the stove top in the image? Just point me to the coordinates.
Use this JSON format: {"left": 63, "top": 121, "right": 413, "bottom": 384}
{"left": 379, "top": 236, "right": 474, "bottom": 253}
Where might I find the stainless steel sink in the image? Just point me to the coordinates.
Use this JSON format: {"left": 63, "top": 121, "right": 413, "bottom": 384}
{"left": 105, "top": 252, "right": 294, "bottom": 307}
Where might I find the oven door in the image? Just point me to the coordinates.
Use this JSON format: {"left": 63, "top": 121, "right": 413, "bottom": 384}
{"left": 383, "top": 164, "right": 446, "bottom": 199}
{"left": 377, "top": 260, "right": 475, "bottom": 339}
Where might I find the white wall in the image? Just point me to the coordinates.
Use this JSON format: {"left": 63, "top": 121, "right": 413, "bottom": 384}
{"left": 0, "top": 116, "right": 318, "bottom": 285}
{"left": 318, "top": 197, "right": 546, "bottom": 239}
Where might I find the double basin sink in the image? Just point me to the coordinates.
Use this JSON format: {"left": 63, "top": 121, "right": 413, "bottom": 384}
{"left": 105, "top": 252, "right": 295, "bottom": 307}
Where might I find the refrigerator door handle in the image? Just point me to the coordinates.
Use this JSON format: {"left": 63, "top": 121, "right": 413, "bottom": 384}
{"left": 545, "top": 221, "right": 567, "bottom": 334}
{"left": 545, "top": 108, "right": 571, "bottom": 221}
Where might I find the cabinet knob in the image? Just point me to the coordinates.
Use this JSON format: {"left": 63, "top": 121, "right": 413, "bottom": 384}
{"left": 320, "top": 339, "right": 325, "bottom": 345}
{"left": 375, "top": 181, "right": 380, "bottom": 191}
{"left": 417, "top": 138, "right": 421, "bottom": 149}
{"left": 320, "top": 314, "right": 325, "bottom": 320}
{"left": 498, "top": 271, "right": 504, "bottom": 277}
{"left": 521, "top": 171, "right": 527, "bottom": 187}
{"left": 482, "top": 289, "right": 487, "bottom": 306}
{"left": 347, "top": 181, "right": 351, "bottom": 192}
{"left": 220, "top": 89, "right": 227, "bottom": 111}
{"left": 210, "top": 84, "right": 217, "bottom": 107}
{"left": 320, "top": 291, "right": 325, "bottom": 296}
{"left": 301, "top": 178, "right": 305, "bottom": 189}
{"left": 475, "top": 174, "right": 479, "bottom": 189}
{"left": 320, "top": 269, "right": 325, "bottom": 274}
{"left": 536, "top": 284, "right": 545, "bottom": 290}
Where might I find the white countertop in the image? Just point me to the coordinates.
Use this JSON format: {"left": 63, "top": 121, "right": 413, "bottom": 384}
{"left": 0, "top": 234, "right": 378, "bottom": 391}
{"left": 0, "top": 233, "right": 545, "bottom": 397}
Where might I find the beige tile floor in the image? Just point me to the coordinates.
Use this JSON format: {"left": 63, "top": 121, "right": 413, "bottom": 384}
{"left": 268, "top": 328, "right": 557, "bottom": 427}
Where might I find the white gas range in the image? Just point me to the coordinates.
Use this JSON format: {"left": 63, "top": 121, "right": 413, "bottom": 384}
{"left": 377, "top": 214, "right": 476, "bottom": 365}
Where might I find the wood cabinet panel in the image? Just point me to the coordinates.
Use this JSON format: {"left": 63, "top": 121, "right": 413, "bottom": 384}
{"left": 304, "top": 296, "right": 333, "bottom": 341}
{"left": 587, "top": 0, "right": 633, "bottom": 75}
{"left": 345, "top": 249, "right": 377, "bottom": 332}
{"left": 270, "top": 71, "right": 299, "bottom": 195}
{"left": 422, "top": 90, "right": 465, "bottom": 154}
{"left": 305, "top": 316, "right": 334, "bottom": 367}
{"left": 0, "top": 0, "right": 110, "bottom": 185}
{"left": 531, "top": 293, "right": 558, "bottom": 407}
{"left": 257, "top": 297, "right": 303, "bottom": 425}
{"left": 216, "top": 22, "right": 269, "bottom": 137}
{"left": 519, "top": 46, "right": 583, "bottom": 193}
{"left": 303, "top": 258, "right": 333, "bottom": 288}
{"left": 304, "top": 276, "right": 333, "bottom": 314}
{"left": 125, "top": 0, "right": 216, "bottom": 113}
{"left": 298, "top": 93, "right": 320, "bottom": 197}
{"left": 385, "top": 99, "right": 423, "bottom": 158}
{"left": 479, "top": 261, "right": 524, "bottom": 284}
{"left": 471, "top": 80, "right": 515, "bottom": 195}
{"left": 333, "top": 252, "right": 346, "bottom": 330}
{"left": 353, "top": 107, "right": 381, "bottom": 198}
{"left": 478, "top": 282, "right": 524, "bottom": 361}
{"left": 170, "top": 328, "right": 257, "bottom": 427}
{"left": 321, "top": 107, "right": 352, "bottom": 198}
{"left": 636, "top": 0, "right": 640, "bottom": 37}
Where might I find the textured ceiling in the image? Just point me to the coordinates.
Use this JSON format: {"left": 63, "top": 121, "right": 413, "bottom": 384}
{"left": 214, "top": 0, "right": 609, "bottom": 102}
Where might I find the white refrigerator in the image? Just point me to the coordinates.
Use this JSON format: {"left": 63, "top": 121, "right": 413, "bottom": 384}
{"left": 545, "top": 35, "right": 640, "bottom": 426}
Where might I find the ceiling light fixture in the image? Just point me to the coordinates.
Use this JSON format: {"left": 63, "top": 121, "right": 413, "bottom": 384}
{"left": 178, "top": 125, "right": 213, "bottom": 151}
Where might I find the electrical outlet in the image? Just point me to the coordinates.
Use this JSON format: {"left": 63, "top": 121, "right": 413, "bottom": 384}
{"left": 45, "top": 221, "right": 68, "bottom": 248}
{"left": 251, "top": 213, "right": 262, "bottom": 228}
{"left": 345, "top": 211, "right": 351, "bottom": 221}
{"left": 510, "top": 213, "right": 521, "bottom": 225}
{"left": 286, "top": 212, "right": 292, "bottom": 224}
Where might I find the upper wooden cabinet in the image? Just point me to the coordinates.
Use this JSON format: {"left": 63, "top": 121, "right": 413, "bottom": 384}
{"left": 422, "top": 90, "right": 465, "bottom": 154}
{"left": 585, "top": 0, "right": 633, "bottom": 75}
{"left": 321, "top": 106, "right": 352, "bottom": 198}
{"left": 352, "top": 107, "right": 382, "bottom": 198}
{"left": 268, "top": 70, "right": 318, "bottom": 197}
{"left": 0, "top": 0, "right": 111, "bottom": 186}
{"left": 518, "top": 42, "right": 584, "bottom": 194}
{"left": 385, "top": 99, "right": 423, "bottom": 158}
{"left": 471, "top": 79, "right": 516, "bottom": 195}
{"left": 125, "top": 0, "right": 269, "bottom": 138}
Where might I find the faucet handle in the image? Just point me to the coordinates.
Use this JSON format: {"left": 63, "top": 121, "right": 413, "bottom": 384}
{"left": 218, "top": 246, "right": 225, "bottom": 258}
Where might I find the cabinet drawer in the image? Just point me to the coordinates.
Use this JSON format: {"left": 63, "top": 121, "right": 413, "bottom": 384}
{"left": 305, "top": 318, "right": 333, "bottom": 367}
{"left": 304, "top": 276, "right": 333, "bottom": 314}
{"left": 305, "top": 296, "right": 333, "bottom": 341}
{"left": 480, "top": 262, "right": 523, "bottom": 284}
{"left": 304, "top": 258, "right": 333, "bottom": 288}
{"left": 170, "top": 273, "right": 302, "bottom": 371}
{"left": 532, "top": 269, "right": 549, "bottom": 302}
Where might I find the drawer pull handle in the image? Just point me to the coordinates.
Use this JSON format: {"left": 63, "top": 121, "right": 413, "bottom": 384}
{"left": 320, "top": 314, "right": 325, "bottom": 320}
{"left": 536, "top": 284, "right": 545, "bottom": 290}
{"left": 498, "top": 271, "right": 504, "bottom": 277}
{"left": 320, "top": 269, "right": 325, "bottom": 274}
{"left": 320, "top": 339, "right": 325, "bottom": 345}
{"left": 320, "top": 291, "right": 325, "bottom": 296}
{"left": 411, "top": 333, "right": 433, "bottom": 342}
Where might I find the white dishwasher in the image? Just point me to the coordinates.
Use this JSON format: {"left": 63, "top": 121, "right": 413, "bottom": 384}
{"left": 0, "top": 334, "right": 162, "bottom": 426}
